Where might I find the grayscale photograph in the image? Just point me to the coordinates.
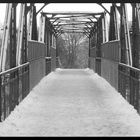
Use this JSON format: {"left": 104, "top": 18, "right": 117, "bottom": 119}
{"left": 0, "top": 2, "right": 140, "bottom": 137}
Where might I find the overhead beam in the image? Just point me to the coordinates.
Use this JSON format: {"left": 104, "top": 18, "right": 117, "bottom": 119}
{"left": 83, "top": 28, "right": 91, "bottom": 34}
{"left": 62, "top": 31, "right": 86, "bottom": 33}
{"left": 91, "top": 15, "right": 98, "bottom": 20}
{"left": 36, "top": 3, "right": 49, "bottom": 15}
{"left": 43, "top": 11, "right": 103, "bottom": 16}
{"left": 88, "top": 17, "right": 97, "bottom": 23}
{"left": 47, "top": 15, "right": 100, "bottom": 21}
{"left": 53, "top": 22, "right": 95, "bottom": 26}
{"left": 51, "top": 19, "right": 93, "bottom": 22}
{"left": 97, "top": 3, "right": 110, "bottom": 15}
{"left": 61, "top": 28, "right": 85, "bottom": 30}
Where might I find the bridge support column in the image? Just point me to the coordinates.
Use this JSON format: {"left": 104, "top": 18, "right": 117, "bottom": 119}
{"left": 129, "top": 3, "right": 140, "bottom": 112}
{"left": 89, "top": 23, "right": 97, "bottom": 71}
{"left": 0, "top": 3, "right": 31, "bottom": 121}
{"left": 50, "top": 34, "right": 56, "bottom": 71}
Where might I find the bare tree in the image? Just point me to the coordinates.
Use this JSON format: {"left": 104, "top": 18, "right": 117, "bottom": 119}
{"left": 60, "top": 32, "right": 84, "bottom": 68}
{"left": 57, "top": 16, "right": 89, "bottom": 68}
{"left": 57, "top": 32, "right": 88, "bottom": 68}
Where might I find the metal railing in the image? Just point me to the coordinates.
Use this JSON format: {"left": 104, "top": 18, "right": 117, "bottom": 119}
{"left": 0, "top": 62, "right": 29, "bottom": 121}
{"left": 56, "top": 57, "right": 59, "bottom": 68}
{"left": 45, "top": 57, "right": 51, "bottom": 75}
{"left": 118, "top": 63, "right": 140, "bottom": 113}
{"left": 90, "top": 47, "right": 96, "bottom": 58}
{"left": 95, "top": 57, "right": 101, "bottom": 76}
{"left": 101, "top": 40, "right": 120, "bottom": 62}
{"left": 28, "top": 41, "right": 45, "bottom": 62}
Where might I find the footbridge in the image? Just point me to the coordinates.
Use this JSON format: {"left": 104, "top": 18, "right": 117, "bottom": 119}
{"left": 0, "top": 4, "right": 140, "bottom": 135}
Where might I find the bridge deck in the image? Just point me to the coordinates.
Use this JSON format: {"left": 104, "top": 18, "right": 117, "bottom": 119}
{"left": 0, "top": 69, "right": 140, "bottom": 136}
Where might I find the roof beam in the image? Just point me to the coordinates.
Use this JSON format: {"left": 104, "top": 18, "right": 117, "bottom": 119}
{"left": 97, "top": 3, "right": 110, "bottom": 15}
{"left": 62, "top": 31, "right": 85, "bottom": 33}
{"left": 53, "top": 22, "right": 95, "bottom": 26}
{"left": 36, "top": 3, "right": 49, "bottom": 15}
{"left": 52, "top": 19, "right": 92, "bottom": 22}
{"left": 62, "top": 29, "right": 84, "bottom": 31}
{"left": 43, "top": 12, "right": 103, "bottom": 16}
{"left": 48, "top": 15, "right": 97, "bottom": 20}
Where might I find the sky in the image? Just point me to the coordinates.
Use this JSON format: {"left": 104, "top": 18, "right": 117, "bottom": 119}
{"left": 35, "top": 3, "right": 110, "bottom": 13}
{"left": 0, "top": 3, "right": 132, "bottom": 27}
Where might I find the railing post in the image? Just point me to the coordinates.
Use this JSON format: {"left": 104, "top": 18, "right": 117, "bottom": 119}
{"left": 0, "top": 76, "right": 1, "bottom": 122}
{"left": 130, "top": 69, "right": 139, "bottom": 112}
{"left": 118, "top": 63, "right": 140, "bottom": 113}
{"left": 0, "top": 62, "right": 29, "bottom": 121}
{"left": 130, "top": 3, "right": 140, "bottom": 113}
{"left": 18, "top": 67, "right": 22, "bottom": 103}
{"left": 45, "top": 57, "right": 51, "bottom": 75}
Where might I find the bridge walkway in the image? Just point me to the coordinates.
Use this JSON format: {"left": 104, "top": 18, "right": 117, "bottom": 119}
{"left": 0, "top": 69, "right": 140, "bottom": 136}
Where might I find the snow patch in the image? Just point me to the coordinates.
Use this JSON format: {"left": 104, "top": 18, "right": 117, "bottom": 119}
{"left": 0, "top": 69, "right": 140, "bottom": 136}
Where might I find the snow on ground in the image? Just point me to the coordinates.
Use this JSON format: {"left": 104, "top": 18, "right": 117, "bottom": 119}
{"left": 0, "top": 68, "right": 140, "bottom": 136}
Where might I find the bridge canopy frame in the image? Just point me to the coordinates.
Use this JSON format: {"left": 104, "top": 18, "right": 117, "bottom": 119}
{"left": 1, "top": 3, "right": 140, "bottom": 121}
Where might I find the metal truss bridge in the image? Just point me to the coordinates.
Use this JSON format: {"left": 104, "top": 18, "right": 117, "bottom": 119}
{"left": 0, "top": 3, "right": 140, "bottom": 125}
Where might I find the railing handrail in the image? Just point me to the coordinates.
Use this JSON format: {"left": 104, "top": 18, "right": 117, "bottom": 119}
{"left": 119, "top": 62, "right": 140, "bottom": 72}
{"left": 0, "top": 62, "right": 29, "bottom": 75}
{"left": 28, "top": 40, "right": 46, "bottom": 45}
{"left": 101, "top": 39, "right": 120, "bottom": 45}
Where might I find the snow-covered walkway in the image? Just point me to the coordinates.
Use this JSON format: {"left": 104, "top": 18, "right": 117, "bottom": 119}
{"left": 1, "top": 69, "right": 140, "bottom": 136}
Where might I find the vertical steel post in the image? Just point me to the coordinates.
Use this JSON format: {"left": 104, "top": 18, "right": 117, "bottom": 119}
{"left": 0, "top": 76, "right": 1, "bottom": 122}
{"left": 131, "top": 3, "right": 140, "bottom": 112}
{"left": 0, "top": 4, "right": 12, "bottom": 71}
{"left": 16, "top": 4, "right": 25, "bottom": 65}
{"left": 10, "top": 3, "right": 17, "bottom": 68}
{"left": 88, "top": 37, "right": 91, "bottom": 68}
{"left": 9, "top": 4, "right": 18, "bottom": 112}
{"left": 120, "top": 3, "right": 132, "bottom": 66}
{"left": 21, "top": 4, "right": 28, "bottom": 64}
{"left": 132, "top": 4, "right": 140, "bottom": 68}
{"left": 31, "top": 5, "right": 38, "bottom": 40}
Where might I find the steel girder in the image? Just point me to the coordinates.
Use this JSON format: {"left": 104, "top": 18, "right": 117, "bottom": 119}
{"left": 0, "top": 3, "right": 38, "bottom": 72}
{"left": 0, "top": 3, "right": 136, "bottom": 72}
{"left": 131, "top": 3, "right": 140, "bottom": 68}
{"left": 120, "top": 3, "right": 132, "bottom": 66}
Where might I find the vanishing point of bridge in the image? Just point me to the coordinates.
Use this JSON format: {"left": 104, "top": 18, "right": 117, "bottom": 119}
{"left": 0, "top": 3, "right": 140, "bottom": 136}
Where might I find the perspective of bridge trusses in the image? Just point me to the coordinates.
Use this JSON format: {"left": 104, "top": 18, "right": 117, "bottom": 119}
{"left": 0, "top": 3, "right": 132, "bottom": 39}
{"left": 0, "top": 3, "right": 134, "bottom": 72}
{"left": 1, "top": 3, "right": 140, "bottom": 122}
{"left": 37, "top": 3, "right": 115, "bottom": 37}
